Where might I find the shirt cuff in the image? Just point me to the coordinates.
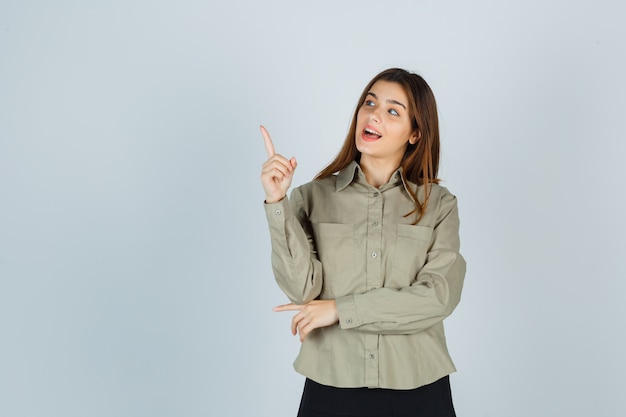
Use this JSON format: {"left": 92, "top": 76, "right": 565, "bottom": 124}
{"left": 263, "top": 196, "right": 293, "bottom": 225}
{"left": 336, "top": 294, "right": 359, "bottom": 329}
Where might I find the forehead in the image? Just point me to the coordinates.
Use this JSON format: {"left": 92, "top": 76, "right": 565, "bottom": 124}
{"left": 368, "top": 80, "right": 408, "bottom": 102}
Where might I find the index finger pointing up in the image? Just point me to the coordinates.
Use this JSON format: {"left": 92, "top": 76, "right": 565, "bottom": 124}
{"left": 260, "top": 125, "right": 275, "bottom": 157}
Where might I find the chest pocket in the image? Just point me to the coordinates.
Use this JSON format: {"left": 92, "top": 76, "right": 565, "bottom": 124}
{"left": 392, "top": 224, "right": 433, "bottom": 279}
{"left": 311, "top": 223, "right": 355, "bottom": 278}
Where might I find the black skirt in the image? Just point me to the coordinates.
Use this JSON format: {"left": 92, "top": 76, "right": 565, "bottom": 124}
{"left": 297, "top": 376, "right": 456, "bottom": 417}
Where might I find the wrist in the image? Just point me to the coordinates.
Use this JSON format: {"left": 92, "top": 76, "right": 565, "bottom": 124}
{"left": 265, "top": 195, "right": 286, "bottom": 204}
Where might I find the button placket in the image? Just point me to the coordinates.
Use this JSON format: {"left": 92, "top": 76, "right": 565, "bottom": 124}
{"left": 364, "top": 188, "right": 383, "bottom": 386}
{"left": 365, "top": 187, "right": 383, "bottom": 289}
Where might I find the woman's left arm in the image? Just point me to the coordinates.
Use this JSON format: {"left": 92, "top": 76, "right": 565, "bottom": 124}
{"left": 334, "top": 190, "right": 466, "bottom": 335}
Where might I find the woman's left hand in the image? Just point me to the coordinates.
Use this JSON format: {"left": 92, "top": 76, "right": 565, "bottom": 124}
{"left": 273, "top": 300, "right": 339, "bottom": 342}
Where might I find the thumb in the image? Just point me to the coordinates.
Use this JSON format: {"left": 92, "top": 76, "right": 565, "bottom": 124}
{"left": 290, "top": 157, "right": 297, "bottom": 170}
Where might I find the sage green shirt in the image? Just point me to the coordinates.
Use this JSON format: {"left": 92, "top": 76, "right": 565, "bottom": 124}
{"left": 264, "top": 161, "right": 466, "bottom": 389}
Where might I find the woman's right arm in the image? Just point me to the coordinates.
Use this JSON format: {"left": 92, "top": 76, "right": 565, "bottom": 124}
{"left": 264, "top": 188, "right": 323, "bottom": 304}
{"left": 260, "top": 126, "right": 322, "bottom": 304}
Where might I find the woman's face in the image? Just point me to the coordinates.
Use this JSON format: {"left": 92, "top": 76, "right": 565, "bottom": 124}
{"left": 355, "top": 80, "right": 418, "bottom": 166}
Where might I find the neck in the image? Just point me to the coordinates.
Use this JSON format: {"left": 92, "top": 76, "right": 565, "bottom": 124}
{"left": 360, "top": 156, "right": 401, "bottom": 188}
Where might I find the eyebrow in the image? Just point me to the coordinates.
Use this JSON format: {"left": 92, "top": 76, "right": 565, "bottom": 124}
{"left": 367, "top": 92, "right": 407, "bottom": 110}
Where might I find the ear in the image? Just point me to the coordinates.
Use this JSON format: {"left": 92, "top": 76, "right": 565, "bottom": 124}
{"left": 409, "top": 130, "right": 421, "bottom": 145}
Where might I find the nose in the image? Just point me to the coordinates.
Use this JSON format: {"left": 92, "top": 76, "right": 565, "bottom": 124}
{"left": 370, "top": 109, "right": 381, "bottom": 124}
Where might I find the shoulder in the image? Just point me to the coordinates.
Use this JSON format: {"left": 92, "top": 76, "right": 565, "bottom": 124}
{"left": 404, "top": 179, "right": 458, "bottom": 206}
{"left": 413, "top": 183, "right": 459, "bottom": 221}
{"left": 427, "top": 184, "right": 461, "bottom": 225}
{"left": 289, "top": 176, "right": 339, "bottom": 216}
{"left": 293, "top": 175, "right": 338, "bottom": 196}
{"left": 430, "top": 183, "right": 457, "bottom": 202}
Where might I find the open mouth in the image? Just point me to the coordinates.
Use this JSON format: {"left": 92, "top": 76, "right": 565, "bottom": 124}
{"left": 363, "top": 127, "right": 382, "bottom": 140}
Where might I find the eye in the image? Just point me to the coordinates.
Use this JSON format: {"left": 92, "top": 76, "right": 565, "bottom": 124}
{"left": 388, "top": 108, "right": 399, "bottom": 116}
{"left": 364, "top": 100, "right": 375, "bottom": 107}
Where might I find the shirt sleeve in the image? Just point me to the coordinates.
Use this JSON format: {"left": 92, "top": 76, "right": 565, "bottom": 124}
{"left": 264, "top": 187, "right": 323, "bottom": 304}
{"left": 335, "top": 190, "right": 466, "bottom": 334}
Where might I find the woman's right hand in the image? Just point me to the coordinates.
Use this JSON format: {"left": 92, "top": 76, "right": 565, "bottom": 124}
{"left": 260, "top": 125, "right": 297, "bottom": 203}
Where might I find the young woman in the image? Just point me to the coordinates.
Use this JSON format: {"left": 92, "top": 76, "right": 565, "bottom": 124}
{"left": 260, "top": 68, "right": 466, "bottom": 417}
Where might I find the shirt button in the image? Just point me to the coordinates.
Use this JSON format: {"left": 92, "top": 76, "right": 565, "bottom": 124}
{"left": 372, "top": 221, "right": 379, "bottom": 227}
{"left": 346, "top": 318, "right": 352, "bottom": 324}
{"left": 369, "top": 353, "right": 375, "bottom": 359}
{"left": 371, "top": 252, "right": 377, "bottom": 258}
{"left": 274, "top": 209, "right": 282, "bottom": 215}
{"left": 373, "top": 192, "right": 379, "bottom": 197}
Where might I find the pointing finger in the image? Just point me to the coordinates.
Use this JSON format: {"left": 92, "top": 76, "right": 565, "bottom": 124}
{"left": 273, "top": 303, "right": 303, "bottom": 312}
{"left": 260, "top": 125, "right": 275, "bottom": 157}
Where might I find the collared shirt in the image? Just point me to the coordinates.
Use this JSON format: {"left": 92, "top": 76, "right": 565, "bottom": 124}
{"left": 264, "top": 161, "right": 466, "bottom": 389}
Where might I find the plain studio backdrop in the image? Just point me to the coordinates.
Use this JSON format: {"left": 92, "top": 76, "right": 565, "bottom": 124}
{"left": 1, "top": 1, "right": 625, "bottom": 416}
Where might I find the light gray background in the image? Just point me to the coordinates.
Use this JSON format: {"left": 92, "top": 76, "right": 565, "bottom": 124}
{"left": 1, "top": 1, "right": 625, "bottom": 416}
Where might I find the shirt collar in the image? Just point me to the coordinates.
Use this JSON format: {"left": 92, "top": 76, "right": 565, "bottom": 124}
{"left": 335, "top": 160, "right": 410, "bottom": 193}
{"left": 335, "top": 161, "right": 360, "bottom": 192}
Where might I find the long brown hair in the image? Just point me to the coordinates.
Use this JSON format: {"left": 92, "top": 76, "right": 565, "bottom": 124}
{"left": 315, "top": 68, "right": 441, "bottom": 224}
